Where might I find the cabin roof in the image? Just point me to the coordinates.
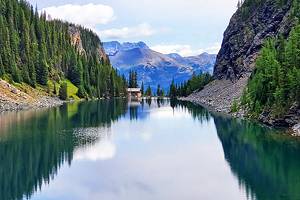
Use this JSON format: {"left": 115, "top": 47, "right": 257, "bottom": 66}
{"left": 127, "top": 88, "right": 141, "bottom": 92}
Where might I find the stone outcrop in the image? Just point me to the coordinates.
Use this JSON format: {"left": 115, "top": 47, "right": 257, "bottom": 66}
{"left": 68, "top": 26, "right": 86, "bottom": 55}
{"left": 68, "top": 26, "right": 109, "bottom": 63}
{"left": 259, "top": 103, "right": 300, "bottom": 128}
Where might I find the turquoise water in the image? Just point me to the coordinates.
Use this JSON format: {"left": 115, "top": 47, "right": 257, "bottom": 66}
{"left": 0, "top": 99, "right": 299, "bottom": 200}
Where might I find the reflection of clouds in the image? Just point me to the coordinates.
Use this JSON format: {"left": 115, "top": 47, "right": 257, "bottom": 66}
{"left": 150, "top": 107, "right": 189, "bottom": 119}
{"left": 30, "top": 102, "right": 248, "bottom": 200}
{"left": 75, "top": 140, "right": 116, "bottom": 161}
{"left": 140, "top": 132, "right": 152, "bottom": 141}
{"left": 73, "top": 127, "right": 116, "bottom": 161}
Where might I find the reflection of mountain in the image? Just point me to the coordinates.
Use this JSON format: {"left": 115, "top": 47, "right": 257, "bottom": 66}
{"left": 103, "top": 41, "right": 216, "bottom": 91}
{"left": 0, "top": 100, "right": 127, "bottom": 200}
{"left": 214, "top": 116, "right": 300, "bottom": 200}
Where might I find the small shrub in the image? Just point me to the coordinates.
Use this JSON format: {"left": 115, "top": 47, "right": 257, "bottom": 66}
{"left": 59, "top": 82, "right": 68, "bottom": 100}
{"left": 231, "top": 99, "right": 239, "bottom": 113}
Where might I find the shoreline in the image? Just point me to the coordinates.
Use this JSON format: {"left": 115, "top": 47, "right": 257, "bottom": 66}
{"left": 0, "top": 96, "right": 64, "bottom": 113}
{"left": 179, "top": 96, "right": 300, "bottom": 136}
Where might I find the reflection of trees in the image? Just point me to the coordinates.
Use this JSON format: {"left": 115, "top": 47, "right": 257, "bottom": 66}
{"left": 0, "top": 99, "right": 127, "bottom": 200}
{"left": 146, "top": 98, "right": 152, "bottom": 107}
{"left": 172, "top": 100, "right": 211, "bottom": 123}
{"left": 214, "top": 116, "right": 300, "bottom": 200}
{"left": 129, "top": 106, "right": 138, "bottom": 120}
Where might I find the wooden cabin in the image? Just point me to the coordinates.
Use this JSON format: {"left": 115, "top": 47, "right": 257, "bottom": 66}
{"left": 127, "top": 88, "right": 142, "bottom": 101}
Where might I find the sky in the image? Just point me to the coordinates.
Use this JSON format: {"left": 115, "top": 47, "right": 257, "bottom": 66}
{"left": 27, "top": 0, "right": 238, "bottom": 56}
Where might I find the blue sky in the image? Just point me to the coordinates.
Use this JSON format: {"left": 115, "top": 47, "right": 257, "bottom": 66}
{"left": 28, "top": 0, "right": 237, "bottom": 56}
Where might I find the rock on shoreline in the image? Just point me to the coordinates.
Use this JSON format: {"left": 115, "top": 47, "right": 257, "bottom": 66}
{"left": 0, "top": 79, "right": 63, "bottom": 113}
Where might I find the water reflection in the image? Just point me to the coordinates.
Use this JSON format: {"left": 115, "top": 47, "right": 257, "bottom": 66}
{"left": 0, "top": 99, "right": 299, "bottom": 200}
{"left": 214, "top": 116, "right": 300, "bottom": 200}
{"left": 0, "top": 100, "right": 127, "bottom": 200}
{"left": 178, "top": 102, "right": 300, "bottom": 200}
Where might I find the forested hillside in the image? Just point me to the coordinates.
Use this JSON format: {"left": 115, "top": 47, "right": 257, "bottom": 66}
{"left": 0, "top": 0, "right": 126, "bottom": 99}
{"left": 242, "top": 26, "right": 300, "bottom": 124}
{"left": 238, "top": 0, "right": 300, "bottom": 127}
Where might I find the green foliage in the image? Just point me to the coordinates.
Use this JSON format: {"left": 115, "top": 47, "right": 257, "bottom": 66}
{"left": 141, "top": 82, "right": 144, "bottom": 96}
{"left": 128, "top": 70, "right": 138, "bottom": 88}
{"left": 156, "top": 84, "right": 164, "bottom": 97}
{"left": 242, "top": 25, "right": 300, "bottom": 117}
{"left": 65, "top": 80, "right": 79, "bottom": 100}
{"left": 0, "top": 0, "right": 126, "bottom": 98}
{"left": 77, "top": 85, "right": 87, "bottom": 99}
{"left": 59, "top": 82, "right": 68, "bottom": 100}
{"left": 169, "top": 79, "right": 177, "bottom": 99}
{"left": 237, "top": 0, "right": 290, "bottom": 20}
{"left": 145, "top": 85, "right": 152, "bottom": 97}
{"left": 169, "top": 73, "right": 213, "bottom": 98}
{"left": 231, "top": 99, "right": 239, "bottom": 113}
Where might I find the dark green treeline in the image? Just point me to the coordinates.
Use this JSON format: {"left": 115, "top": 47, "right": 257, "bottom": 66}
{"left": 0, "top": 0, "right": 126, "bottom": 98}
{"left": 169, "top": 73, "right": 213, "bottom": 98}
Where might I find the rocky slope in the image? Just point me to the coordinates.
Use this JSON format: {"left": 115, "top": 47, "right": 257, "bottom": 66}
{"left": 0, "top": 80, "right": 63, "bottom": 112}
{"left": 103, "top": 41, "right": 216, "bottom": 91}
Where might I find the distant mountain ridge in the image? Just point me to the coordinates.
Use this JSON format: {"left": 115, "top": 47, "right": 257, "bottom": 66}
{"left": 103, "top": 41, "right": 216, "bottom": 91}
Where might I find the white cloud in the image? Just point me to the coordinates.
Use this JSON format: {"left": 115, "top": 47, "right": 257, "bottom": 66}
{"left": 42, "top": 4, "right": 115, "bottom": 28}
{"left": 98, "top": 23, "right": 156, "bottom": 39}
{"left": 151, "top": 43, "right": 221, "bottom": 57}
{"left": 204, "top": 43, "right": 221, "bottom": 54}
{"left": 151, "top": 44, "right": 200, "bottom": 57}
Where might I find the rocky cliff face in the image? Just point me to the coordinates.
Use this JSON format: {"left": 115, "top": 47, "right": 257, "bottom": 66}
{"left": 68, "top": 26, "right": 86, "bottom": 55}
{"left": 68, "top": 26, "right": 109, "bottom": 63}
{"left": 214, "top": 0, "right": 294, "bottom": 80}
{"left": 184, "top": 0, "right": 298, "bottom": 120}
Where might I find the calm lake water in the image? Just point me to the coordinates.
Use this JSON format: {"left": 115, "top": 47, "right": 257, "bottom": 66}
{"left": 0, "top": 99, "right": 300, "bottom": 200}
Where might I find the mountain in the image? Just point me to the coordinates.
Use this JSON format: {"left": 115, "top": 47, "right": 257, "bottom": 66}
{"left": 103, "top": 41, "right": 216, "bottom": 91}
{"left": 184, "top": 0, "right": 300, "bottom": 130}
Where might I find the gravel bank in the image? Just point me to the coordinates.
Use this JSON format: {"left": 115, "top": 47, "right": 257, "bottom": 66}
{"left": 180, "top": 74, "right": 250, "bottom": 116}
{"left": 0, "top": 96, "right": 64, "bottom": 113}
{"left": 0, "top": 79, "right": 63, "bottom": 113}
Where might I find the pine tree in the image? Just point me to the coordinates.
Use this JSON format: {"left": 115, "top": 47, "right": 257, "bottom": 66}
{"left": 157, "top": 84, "right": 161, "bottom": 97}
{"left": 19, "top": 10, "right": 30, "bottom": 84}
{"left": 59, "top": 82, "right": 68, "bottom": 100}
{"left": 145, "top": 85, "right": 152, "bottom": 97}
{"left": 0, "top": 54, "right": 4, "bottom": 77}
{"left": 169, "top": 79, "right": 177, "bottom": 98}
{"left": 141, "top": 82, "right": 144, "bottom": 96}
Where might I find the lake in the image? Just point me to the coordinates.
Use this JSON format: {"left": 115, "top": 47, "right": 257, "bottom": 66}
{"left": 0, "top": 99, "right": 299, "bottom": 200}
